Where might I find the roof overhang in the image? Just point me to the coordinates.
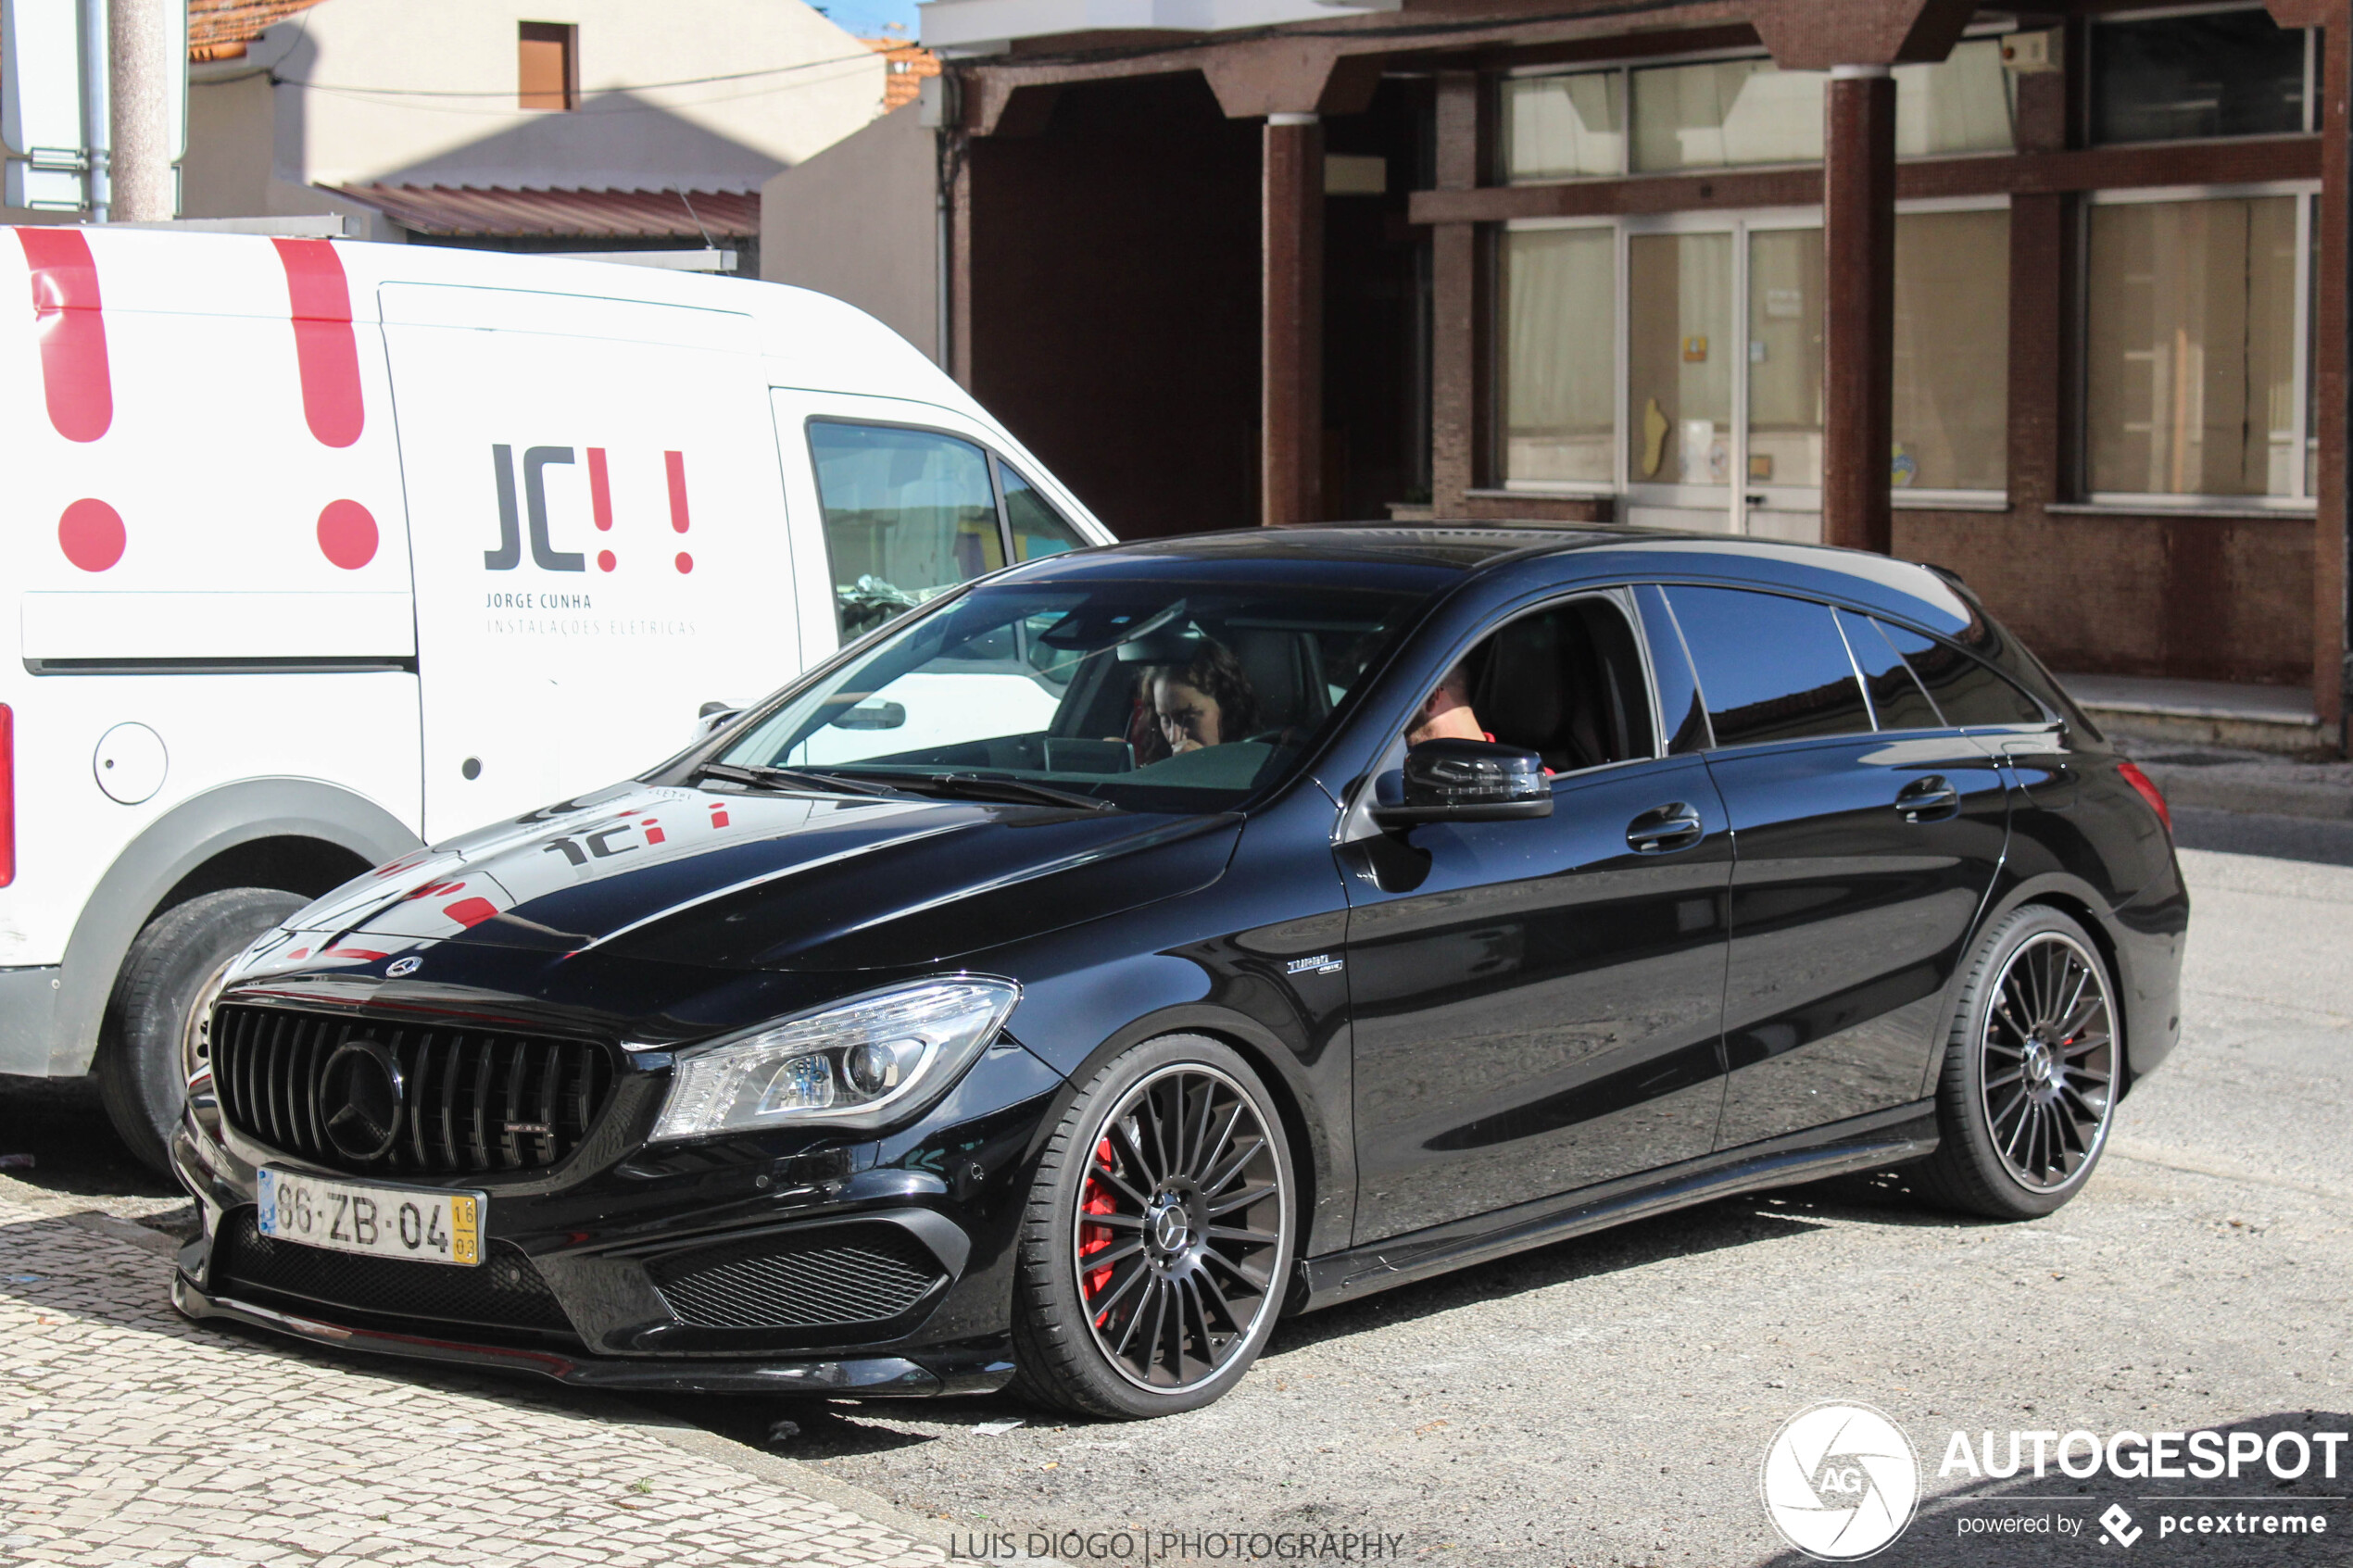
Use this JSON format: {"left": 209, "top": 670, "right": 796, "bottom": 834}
{"left": 919, "top": 0, "right": 1400, "bottom": 55}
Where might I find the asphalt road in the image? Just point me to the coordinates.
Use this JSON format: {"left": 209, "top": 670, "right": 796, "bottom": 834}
{"left": 6, "top": 842, "right": 2347, "bottom": 1567}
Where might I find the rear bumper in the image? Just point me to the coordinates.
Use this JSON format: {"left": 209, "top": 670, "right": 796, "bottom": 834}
{"left": 170, "top": 1273, "right": 1014, "bottom": 1395}
{"left": 0, "top": 965, "right": 60, "bottom": 1076}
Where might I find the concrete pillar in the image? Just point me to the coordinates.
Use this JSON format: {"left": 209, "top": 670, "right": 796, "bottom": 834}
{"left": 1820, "top": 66, "right": 1895, "bottom": 555}
{"left": 106, "top": 0, "right": 172, "bottom": 221}
{"left": 1262, "top": 112, "right": 1323, "bottom": 527}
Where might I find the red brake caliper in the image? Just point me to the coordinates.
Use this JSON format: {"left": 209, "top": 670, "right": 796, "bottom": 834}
{"left": 1080, "top": 1136, "right": 1117, "bottom": 1314}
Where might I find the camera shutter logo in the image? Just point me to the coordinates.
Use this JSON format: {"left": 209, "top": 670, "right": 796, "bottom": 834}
{"left": 1760, "top": 1402, "right": 1920, "bottom": 1561}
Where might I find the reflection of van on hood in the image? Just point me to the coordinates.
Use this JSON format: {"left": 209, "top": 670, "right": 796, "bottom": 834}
{"left": 0, "top": 226, "right": 1113, "bottom": 1172}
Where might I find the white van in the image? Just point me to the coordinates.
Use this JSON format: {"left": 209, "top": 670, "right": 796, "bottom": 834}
{"left": 0, "top": 226, "right": 1112, "bottom": 1171}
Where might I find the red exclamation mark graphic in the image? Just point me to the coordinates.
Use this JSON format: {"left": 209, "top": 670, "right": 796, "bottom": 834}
{"left": 23, "top": 231, "right": 124, "bottom": 571}
{"left": 19, "top": 229, "right": 111, "bottom": 444}
{"left": 709, "top": 802, "right": 730, "bottom": 829}
{"left": 274, "top": 238, "right": 380, "bottom": 571}
{"left": 666, "top": 450, "right": 693, "bottom": 573}
{"left": 587, "top": 447, "right": 616, "bottom": 572}
{"left": 643, "top": 818, "right": 666, "bottom": 846}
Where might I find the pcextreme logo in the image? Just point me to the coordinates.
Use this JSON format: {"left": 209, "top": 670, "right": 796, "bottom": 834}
{"left": 1761, "top": 1402, "right": 1922, "bottom": 1561}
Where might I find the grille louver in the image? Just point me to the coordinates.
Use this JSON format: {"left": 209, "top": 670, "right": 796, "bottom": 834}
{"left": 209, "top": 1003, "right": 616, "bottom": 1175}
{"left": 648, "top": 1225, "right": 946, "bottom": 1331}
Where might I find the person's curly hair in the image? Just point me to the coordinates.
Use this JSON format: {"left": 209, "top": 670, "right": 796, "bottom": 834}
{"left": 1141, "top": 637, "right": 1263, "bottom": 746}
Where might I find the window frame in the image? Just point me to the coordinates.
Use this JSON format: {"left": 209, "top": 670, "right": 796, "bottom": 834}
{"left": 2076, "top": 180, "right": 2320, "bottom": 512}
{"left": 1499, "top": 194, "right": 2014, "bottom": 521}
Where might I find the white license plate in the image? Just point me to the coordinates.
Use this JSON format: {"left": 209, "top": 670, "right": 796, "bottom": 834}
{"left": 256, "top": 1168, "right": 484, "bottom": 1267}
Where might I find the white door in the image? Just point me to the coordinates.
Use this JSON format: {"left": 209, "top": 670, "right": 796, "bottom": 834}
{"left": 384, "top": 284, "right": 800, "bottom": 841}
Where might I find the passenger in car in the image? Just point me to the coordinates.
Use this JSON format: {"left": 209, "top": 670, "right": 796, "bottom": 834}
{"left": 1147, "top": 640, "right": 1265, "bottom": 755}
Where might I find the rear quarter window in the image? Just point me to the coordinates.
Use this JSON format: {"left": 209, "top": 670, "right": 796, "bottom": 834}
{"left": 1874, "top": 618, "right": 2046, "bottom": 727}
{"left": 1663, "top": 585, "right": 1874, "bottom": 747}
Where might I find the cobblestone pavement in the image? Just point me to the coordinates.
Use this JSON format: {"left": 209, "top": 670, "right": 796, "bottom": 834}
{"left": 0, "top": 1179, "right": 952, "bottom": 1568}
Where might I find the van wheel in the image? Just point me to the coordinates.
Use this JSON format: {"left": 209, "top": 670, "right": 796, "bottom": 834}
{"left": 97, "top": 887, "right": 306, "bottom": 1176}
{"left": 1915, "top": 905, "right": 2121, "bottom": 1221}
{"left": 1008, "top": 1035, "right": 1295, "bottom": 1420}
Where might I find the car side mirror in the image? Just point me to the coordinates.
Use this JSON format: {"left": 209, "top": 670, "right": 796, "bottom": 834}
{"left": 695, "top": 701, "right": 743, "bottom": 740}
{"left": 1370, "top": 738, "right": 1553, "bottom": 827}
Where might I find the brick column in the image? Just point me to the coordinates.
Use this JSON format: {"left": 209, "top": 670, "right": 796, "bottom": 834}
{"left": 2315, "top": 11, "right": 2349, "bottom": 738}
{"left": 1821, "top": 66, "right": 1896, "bottom": 555}
{"left": 1264, "top": 113, "right": 1325, "bottom": 526}
{"left": 1429, "top": 71, "right": 1484, "bottom": 515}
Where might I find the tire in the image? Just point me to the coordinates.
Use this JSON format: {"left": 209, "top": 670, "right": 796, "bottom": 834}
{"left": 97, "top": 886, "right": 307, "bottom": 1176}
{"left": 1916, "top": 905, "right": 2122, "bottom": 1220}
{"left": 1009, "top": 1034, "right": 1296, "bottom": 1420}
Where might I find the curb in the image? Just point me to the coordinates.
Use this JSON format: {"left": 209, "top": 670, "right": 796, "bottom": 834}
{"left": 2134, "top": 765, "right": 2353, "bottom": 823}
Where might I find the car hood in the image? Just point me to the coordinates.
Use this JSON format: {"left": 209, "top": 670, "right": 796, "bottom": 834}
{"left": 270, "top": 781, "right": 1241, "bottom": 974}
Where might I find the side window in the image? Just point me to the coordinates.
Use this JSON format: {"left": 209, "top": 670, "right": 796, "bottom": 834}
{"left": 1835, "top": 608, "right": 1942, "bottom": 732}
{"left": 1000, "top": 464, "right": 1088, "bottom": 562}
{"left": 809, "top": 421, "right": 1005, "bottom": 639}
{"left": 1875, "top": 617, "right": 2046, "bottom": 727}
{"left": 1427, "top": 596, "right": 1657, "bottom": 773}
{"left": 1664, "top": 586, "right": 1874, "bottom": 747}
{"left": 1635, "top": 583, "right": 1710, "bottom": 753}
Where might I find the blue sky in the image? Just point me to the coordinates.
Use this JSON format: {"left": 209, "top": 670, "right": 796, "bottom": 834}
{"left": 815, "top": 0, "right": 924, "bottom": 41}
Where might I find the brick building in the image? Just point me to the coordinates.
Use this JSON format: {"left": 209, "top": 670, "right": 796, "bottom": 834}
{"left": 779, "top": 0, "right": 2347, "bottom": 747}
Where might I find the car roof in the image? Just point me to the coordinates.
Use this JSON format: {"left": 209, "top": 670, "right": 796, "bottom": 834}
{"left": 1039, "top": 524, "right": 1980, "bottom": 637}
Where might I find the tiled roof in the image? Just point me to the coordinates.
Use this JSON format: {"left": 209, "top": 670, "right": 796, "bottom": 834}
{"left": 862, "top": 36, "right": 940, "bottom": 114}
{"left": 334, "top": 184, "right": 760, "bottom": 238}
{"left": 189, "top": 0, "right": 327, "bottom": 60}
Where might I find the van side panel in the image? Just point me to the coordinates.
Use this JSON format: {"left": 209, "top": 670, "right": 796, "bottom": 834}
{"left": 380, "top": 284, "right": 803, "bottom": 841}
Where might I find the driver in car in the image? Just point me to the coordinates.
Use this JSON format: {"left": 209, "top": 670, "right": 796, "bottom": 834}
{"left": 1147, "top": 641, "right": 1265, "bottom": 756}
{"left": 1407, "top": 661, "right": 1487, "bottom": 746}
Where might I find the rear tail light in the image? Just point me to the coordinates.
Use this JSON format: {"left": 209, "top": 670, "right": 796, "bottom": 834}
{"left": 2116, "top": 760, "right": 2171, "bottom": 837}
{"left": 0, "top": 704, "right": 13, "bottom": 887}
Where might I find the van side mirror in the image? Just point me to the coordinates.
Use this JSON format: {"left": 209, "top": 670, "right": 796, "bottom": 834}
{"left": 695, "top": 702, "right": 742, "bottom": 740}
{"left": 1370, "top": 738, "right": 1552, "bottom": 827}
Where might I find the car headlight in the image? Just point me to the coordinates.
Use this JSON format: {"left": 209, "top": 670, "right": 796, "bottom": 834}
{"left": 650, "top": 977, "right": 1021, "bottom": 1140}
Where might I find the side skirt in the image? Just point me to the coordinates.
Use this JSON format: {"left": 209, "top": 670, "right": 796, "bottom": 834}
{"left": 1292, "top": 1101, "right": 1937, "bottom": 1311}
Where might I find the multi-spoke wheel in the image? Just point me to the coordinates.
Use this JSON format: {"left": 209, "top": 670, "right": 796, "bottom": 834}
{"left": 1919, "top": 906, "right": 2120, "bottom": 1219}
{"left": 1011, "top": 1036, "right": 1295, "bottom": 1418}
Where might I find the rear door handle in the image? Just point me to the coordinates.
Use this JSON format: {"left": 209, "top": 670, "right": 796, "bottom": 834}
{"left": 1896, "top": 774, "right": 1961, "bottom": 822}
{"left": 1628, "top": 803, "right": 1705, "bottom": 854}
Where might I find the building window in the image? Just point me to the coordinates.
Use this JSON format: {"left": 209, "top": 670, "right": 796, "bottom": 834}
{"left": 1894, "top": 207, "right": 2010, "bottom": 491}
{"left": 1504, "top": 40, "right": 2012, "bottom": 183}
{"left": 1501, "top": 206, "right": 2009, "bottom": 505}
{"left": 2090, "top": 9, "right": 2313, "bottom": 144}
{"left": 2085, "top": 192, "right": 2309, "bottom": 502}
{"left": 1504, "top": 225, "right": 1617, "bottom": 483}
{"left": 519, "top": 21, "right": 578, "bottom": 113}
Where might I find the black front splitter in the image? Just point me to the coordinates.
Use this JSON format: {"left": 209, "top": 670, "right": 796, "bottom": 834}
{"left": 171, "top": 1274, "right": 1016, "bottom": 1397}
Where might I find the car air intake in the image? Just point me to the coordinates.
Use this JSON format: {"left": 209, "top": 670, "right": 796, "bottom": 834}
{"left": 211, "top": 1208, "right": 575, "bottom": 1338}
{"left": 648, "top": 1224, "right": 946, "bottom": 1331}
{"left": 209, "top": 1003, "right": 616, "bottom": 1176}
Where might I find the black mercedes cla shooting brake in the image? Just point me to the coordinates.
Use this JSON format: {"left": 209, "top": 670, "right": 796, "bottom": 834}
{"left": 173, "top": 527, "right": 2187, "bottom": 1419}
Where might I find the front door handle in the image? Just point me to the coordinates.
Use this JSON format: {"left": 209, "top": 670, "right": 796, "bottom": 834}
{"left": 1628, "top": 802, "right": 1705, "bottom": 854}
{"left": 1896, "top": 774, "right": 1961, "bottom": 822}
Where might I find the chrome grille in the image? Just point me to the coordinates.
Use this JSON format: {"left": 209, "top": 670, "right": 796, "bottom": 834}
{"left": 209, "top": 1003, "right": 616, "bottom": 1175}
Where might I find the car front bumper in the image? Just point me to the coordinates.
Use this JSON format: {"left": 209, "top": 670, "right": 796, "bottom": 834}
{"left": 169, "top": 1039, "right": 1064, "bottom": 1396}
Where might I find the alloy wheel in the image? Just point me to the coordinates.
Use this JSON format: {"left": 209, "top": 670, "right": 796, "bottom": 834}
{"left": 1980, "top": 931, "right": 2116, "bottom": 1193}
{"left": 1073, "top": 1064, "right": 1287, "bottom": 1394}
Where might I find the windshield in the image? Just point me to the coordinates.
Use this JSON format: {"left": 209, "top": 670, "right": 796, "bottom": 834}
{"left": 714, "top": 576, "right": 1432, "bottom": 812}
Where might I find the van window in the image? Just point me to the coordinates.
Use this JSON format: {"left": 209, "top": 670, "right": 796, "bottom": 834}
{"left": 1874, "top": 618, "right": 2046, "bottom": 728}
{"left": 811, "top": 422, "right": 1006, "bottom": 638}
{"left": 1001, "top": 464, "right": 1087, "bottom": 562}
{"left": 1836, "top": 608, "right": 1943, "bottom": 732}
{"left": 1664, "top": 586, "right": 1873, "bottom": 747}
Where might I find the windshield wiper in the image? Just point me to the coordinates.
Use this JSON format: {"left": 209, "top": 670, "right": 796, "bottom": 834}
{"left": 867, "top": 771, "right": 1115, "bottom": 812}
{"left": 690, "top": 760, "right": 907, "bottom": 798}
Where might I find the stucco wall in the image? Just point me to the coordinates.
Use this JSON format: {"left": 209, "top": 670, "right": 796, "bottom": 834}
{"left": 249, "top": 0, "right": 885, "bottom": 194}
{"left": 761, "top": 106, "right": 937, "bottom": 362}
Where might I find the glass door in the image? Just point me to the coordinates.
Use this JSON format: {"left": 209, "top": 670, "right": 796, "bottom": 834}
{"left": 1620, "top": 210, "right": 1824, "bottom": 540}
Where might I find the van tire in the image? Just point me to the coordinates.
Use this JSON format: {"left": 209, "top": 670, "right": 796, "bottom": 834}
{"left": 97, "top": 887, "right": 307, "bottom": 1176}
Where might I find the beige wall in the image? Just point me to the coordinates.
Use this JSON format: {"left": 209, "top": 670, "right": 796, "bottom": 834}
{"left": 762, "top": 106, "right": 938, "bottom": 362}
{"left": 182, "top": 67, "right": 400, "bottom": 236}
{"left": 250, "top": 0, "right": 886, "bottom": 194}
